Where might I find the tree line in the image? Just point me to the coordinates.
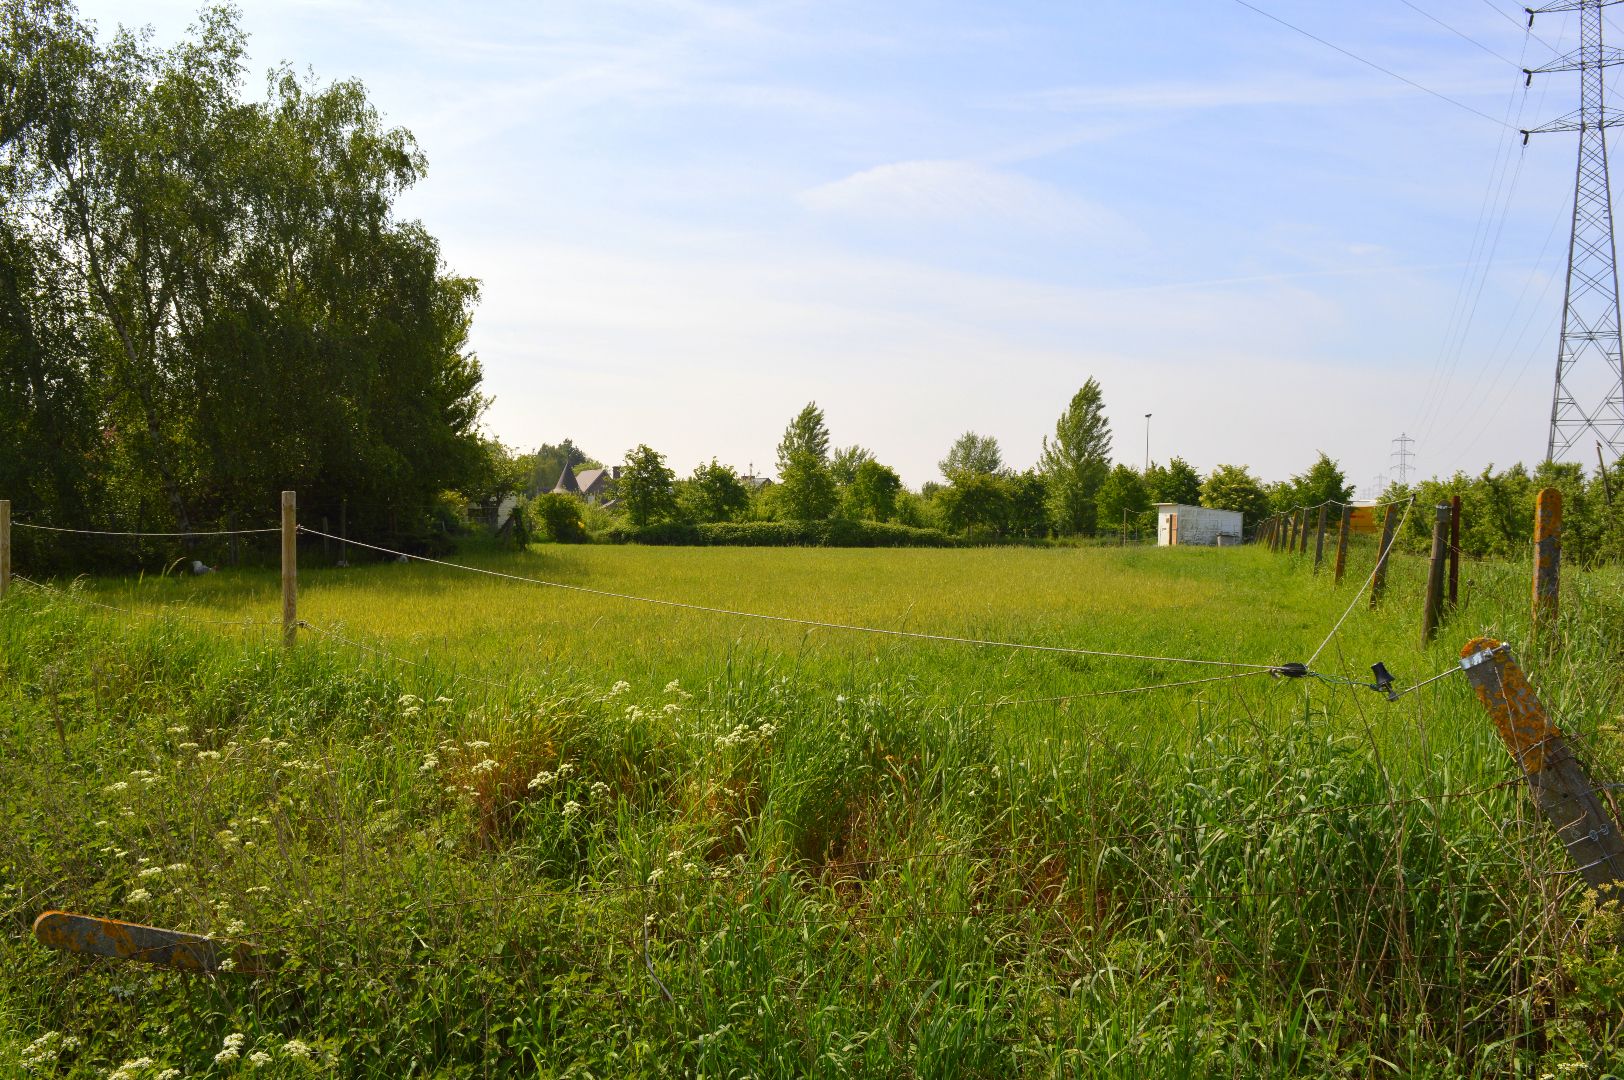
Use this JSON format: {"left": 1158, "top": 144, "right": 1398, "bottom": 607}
{"left": 1, "top": 1, "right": 487, "bottom": 564}
{"left": 494, "top": 380, "right": 1367, "bottom": 544}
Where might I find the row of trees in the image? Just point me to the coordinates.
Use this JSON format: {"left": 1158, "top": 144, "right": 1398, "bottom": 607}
{"left": 1, "top": 1, "right": 488, "bottom": 554}
{"left": 503, "top": 380, "right": 1366, "bottom": 542}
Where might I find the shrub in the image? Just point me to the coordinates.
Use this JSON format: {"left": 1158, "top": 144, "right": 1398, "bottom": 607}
{"left": 533, "top": 493, "right": 588, "bottom": 543}
{"left": 604, "top": 519, "right": 958, "bottom": 548}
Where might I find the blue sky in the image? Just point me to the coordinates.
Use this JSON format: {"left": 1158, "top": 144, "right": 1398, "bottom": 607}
{"left": 78, "top": 0, "right": 1609, "bottom": 492}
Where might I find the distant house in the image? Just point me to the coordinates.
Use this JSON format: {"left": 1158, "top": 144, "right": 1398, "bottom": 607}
{"left": 1154, "top": 503, "right": 1244, "bottom": 547}
{"left": 740, "top": 473, "right": 773, "bottom": 493}
{"left": 552, "top": 463, "right": 620, "bottom": 504}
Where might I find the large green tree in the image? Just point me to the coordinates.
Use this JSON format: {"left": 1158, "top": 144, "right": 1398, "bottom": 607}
{"left": 775, "top": 402, "right": 836, "bottom": 520}
{"left": 1200, "top": 464, "right": 1271, "bottom": 527}
{"left": 617, "top": 445, "right": 677, "bottom": 527}
{"left": 1039, "top": 379, "right": 1112, "bottom": 535}
{"left": 1095, "top": 464, "right": 1151, "bottom": 534}
{"left": 939, "top": 432, "right": 1004, "bottom": 482}
{"left": 1144, "top": 457, "right": 1202, "bottom": 505}
{"left": 0, "top": 0, "right": 487, "bottom": 546}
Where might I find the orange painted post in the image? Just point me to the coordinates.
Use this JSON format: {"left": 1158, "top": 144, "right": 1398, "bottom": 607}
{"left": 1333, "top": 505, "right": 1352, "bottom": 585}
{"left": 281, "top": 490, "right": 297, "bottom": 647}
{"left": 1312, "top": 504, "right": 1329, "bottom": 573}
{"left": 1533, "top": 488, "right": 1561, "bottom": 638}
{"left": 1370, "top": 503, "right": 1401, "bottom": 609}
{"left": 1461, "top": 639, "right": 1624, "bottom": 891}
{"left": 0, "top": 498, "right": 10, "bottom": 600}
{"left": 1422, "top": 504, "right": 1449, "bottom": 643}
{"left": 1448, "top": 494, "right": 1462, "bottom": 608}
{"left": 33, "top": 911, "right": 274, "bottom": 975}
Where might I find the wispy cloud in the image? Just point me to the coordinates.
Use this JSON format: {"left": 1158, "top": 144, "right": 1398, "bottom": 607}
{"left": 799, "top": 159, "right": 1117, "bottom": 232}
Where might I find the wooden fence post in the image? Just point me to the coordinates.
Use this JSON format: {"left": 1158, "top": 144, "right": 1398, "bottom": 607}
{"left": 1299, "top": 510, "right": 1312, "bottom": 555}
{"left": 1370, "top": 503, "right": 1400, "bottom": 609}
{"left": 1312, "top": 504, "right": 1328, "bottom": 573}
{"left": 1333, "top": 504, "right": 1351, "bottom": 585}
{"left": 1422, "top": 504, "right": 1449, "bottom": 643}
{"left": 1448, "top": 494, "right": 1461, "bottom": 608}
{"left": 281, "top": 490, "right": 297, "bottom": 647}
{"left": 1269, "top": 516, "right": 1281, "bottom": 552}
{"left": 0, "top": 498, "right": 10, "bottom": 600}
{"left": 1289, "top": 512, "right": 1301, "bottom": 554}
{"left": 1461, "top": 638, "right": 1624, "bottom": 891}
{"left": 1533, "top": 487, "right": 1561, "bottom": 638}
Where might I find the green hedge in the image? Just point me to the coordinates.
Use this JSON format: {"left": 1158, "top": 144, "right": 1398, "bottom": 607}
{"left": 603, "top": 520, "right": 959, "bottom": 548}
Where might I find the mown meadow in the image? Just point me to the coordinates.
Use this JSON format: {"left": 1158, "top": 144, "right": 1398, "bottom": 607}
{"left": 4, "top": 535, "right": 1624, "bottom": 1077}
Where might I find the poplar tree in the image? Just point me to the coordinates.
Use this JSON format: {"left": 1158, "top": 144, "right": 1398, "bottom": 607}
{"left": 1039, "top": 379, "right": 1112, "bottom": 535}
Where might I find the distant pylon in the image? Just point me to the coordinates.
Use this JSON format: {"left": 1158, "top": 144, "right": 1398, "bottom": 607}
{"left": 1391, "top": 434, "right": 1416, "bottom": 487}
{"left": 1524, "top": 0, "right": 1624, "bottom": 462}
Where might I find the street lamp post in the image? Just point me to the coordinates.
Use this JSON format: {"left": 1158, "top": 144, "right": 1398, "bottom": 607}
{"left": 1144, "top": 413, "right": 1152, "bottom": 474}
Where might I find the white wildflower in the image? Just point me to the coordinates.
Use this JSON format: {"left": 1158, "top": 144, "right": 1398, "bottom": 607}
{"left": 562, "top": 800, "right": 582, "bottom": 818}
{"left": 557, "top": 762, "right": 575, "bottom": 777}
{"left": 166, "top": 725, "right": 187, "bottom": 735}
{"left": 138, "top": 866, "right": 164, "bottom": 878}
{"left": 419, "top": 755, "right": 439, "bottom": 773}
{"left": 226, "top": 919, "right": 247, "bottom": 935}
{"left": 471, "top": 758, "right": 498, "bottom": 774}
{"left": 214, "top": 1033, "right": 245, "bottom": 1064}
{"left": 526, "top": 771, "right": 554, "bottom": 790}
{"left": 157, "top": 1071, "right": 181, "bottom": 1080}
{"left": 165, "top": 863, "right": 188, "bottom": 873}
{"left": 662, "top": 703, "right": 681, "bottom": 716}
{"left": 590, "top": 781, "right": 610, "bottom": 800}
{"left": 218, "top": 957, "right": 236, "bottom": 972}
{"left": 106, "top": 781, "right": 130, "bottom": 793}
{"left": 608, "top": 680, "right": 630, "bottom": 697}
{"left": 434, "top": 696, "right": 453, "bottom": 704}
{"left": 282, "top": 1040, "right": 312, "bottom": 1060}
{"left": 178, "top": 742, "right": 199, "bottom": 751}
{"left": 196, "top": 750, "right": 221, "bottom": 762}
{"left": 247, "top": 1049, "right": 272, "bottom": 1068}
{"left": 246, "top": 885, "right": 270, "bottom": 895}
{"left": 94, "top": 820, "right": 109, "bottom": 828}
{"left": 107, "top": 1057, "right": 155, "bottom": 1080}
{"left": 647, "top": 868, "right": 663, "bottom": 884}
{"left": 465, "top": 739, "right": 490, "bottom": 750}
{"left": 397, "top": 694, "right": 420, "bottom": 706}
{"left": 665, "top": 679, "right": 681, "bottom": 693}
{"left": 127, "top": 888, "right": 151, "bottom": 903}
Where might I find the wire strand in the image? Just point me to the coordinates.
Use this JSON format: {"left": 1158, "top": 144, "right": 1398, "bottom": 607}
{"left": 295, "top": 527, "right": 1278, "bottom": 672}
{"left": 12, "top": 523, "right": 278, "bottom": 537}
{"left": 1307, "top": 496, "right": 1418, "bottom": 665}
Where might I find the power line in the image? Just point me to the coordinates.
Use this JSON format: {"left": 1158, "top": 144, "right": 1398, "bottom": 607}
{"left": 1227, "top": 0, "right": 1519, "bottom": 129}
{"left": 1397, "top": 0, "right": 1522, "bottom": 66}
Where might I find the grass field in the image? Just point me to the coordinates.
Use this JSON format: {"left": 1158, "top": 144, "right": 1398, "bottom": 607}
{"left": 4, "top": 536, "right": 1624, "bottom": 1077}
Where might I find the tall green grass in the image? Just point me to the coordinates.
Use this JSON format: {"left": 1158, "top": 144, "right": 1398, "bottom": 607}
{"left": 2, "top": 540, "right": 1623, "bottom": 1076}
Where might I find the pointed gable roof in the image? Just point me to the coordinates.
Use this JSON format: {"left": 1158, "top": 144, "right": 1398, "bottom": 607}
{"left": 551, "top": 462, "right": 581, "bottom": 494}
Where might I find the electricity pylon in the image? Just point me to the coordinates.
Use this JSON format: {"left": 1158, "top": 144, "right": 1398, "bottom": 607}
{"left": 1524, "top": 0, "right": 1624, "bottom": 462}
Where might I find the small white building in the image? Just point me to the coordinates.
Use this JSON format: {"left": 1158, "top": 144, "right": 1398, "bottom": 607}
{"left": 1154, "top": 503, "right": 1244, "bottom": 547}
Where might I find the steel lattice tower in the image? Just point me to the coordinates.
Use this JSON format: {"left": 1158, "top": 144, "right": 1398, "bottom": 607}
{"left": 1524, "top": 0, "right": 1624, "bottom": 461}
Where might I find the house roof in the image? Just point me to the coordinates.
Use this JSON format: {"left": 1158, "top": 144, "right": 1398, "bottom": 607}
{"left": 576, "top": 468, "right": 611, "bottom": 493}
{"left": 551, "top": 463, "right": 581, "bottom": 494}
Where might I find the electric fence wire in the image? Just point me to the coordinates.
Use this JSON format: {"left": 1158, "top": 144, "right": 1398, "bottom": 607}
{"left": 294, "top": 526, "right": 1279, "bottom": 672}
{"left": 1306, "top": 495, "right": 1418, "bottom": 665}
{"left": 11, "top": 575, "right": 279, "bottom": 630}
{"left": 12, "top": 522, "right": 279, "bottom": 537}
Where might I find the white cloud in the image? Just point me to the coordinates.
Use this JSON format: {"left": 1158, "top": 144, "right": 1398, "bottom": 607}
{"left": 799, "top": 159, "right": 1116, "bottom": 232}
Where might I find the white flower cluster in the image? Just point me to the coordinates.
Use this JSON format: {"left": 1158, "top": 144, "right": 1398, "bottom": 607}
{"left": 419, "top": 754, "right": 439, "bottom": 773}
{"left": 126, "top": 888, "right": 152, "bottom": 903}
{"left": 398, "top": 693, "right": 422, "bottom": 717}
{"left": 19, "top": 1031, "right": 79, "bottom": 1069}
{"left": 106, "top": 1057, "right": 155, "bottom": 1080}
{"left": 607, "top": 680, "right": 631, "bottom": 697}
{"left": 562, "top": 801, "right": 582, "bottom": 819}
{"left": 716, "top": 721, "right": 777, "bottom": 750}
{"left": 215, "top": 1032, "right": 246, "bottom": 1065}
